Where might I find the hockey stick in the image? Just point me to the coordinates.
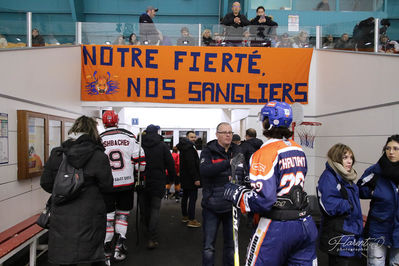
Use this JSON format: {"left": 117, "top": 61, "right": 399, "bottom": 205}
{"left": 135, "top": 128, "right": 143, "bottom": 246}
{"left": 230, "top": 153, "right": 245, "bottom": 266}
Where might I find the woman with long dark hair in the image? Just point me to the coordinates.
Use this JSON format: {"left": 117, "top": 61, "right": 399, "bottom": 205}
{"left": 358, "top": 135, "right": 399, "bottom": 265}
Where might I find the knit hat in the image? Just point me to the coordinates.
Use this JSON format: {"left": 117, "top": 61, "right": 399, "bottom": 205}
{"left": 146, "top": 124, "right": 160, "bottom": 133}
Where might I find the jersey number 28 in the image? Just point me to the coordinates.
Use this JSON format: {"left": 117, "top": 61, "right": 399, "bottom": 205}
{"left": 277, "top": 172, "right": 304, "bottom": 196}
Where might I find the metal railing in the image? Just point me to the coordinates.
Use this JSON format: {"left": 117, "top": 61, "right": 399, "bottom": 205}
{"left": 0, "top": 12, "right": 397, "bottom": 55}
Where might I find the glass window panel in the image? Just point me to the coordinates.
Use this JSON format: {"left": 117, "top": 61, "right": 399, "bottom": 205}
{"left": 0, "top": 12, "right": 27, "bottom": 49}
{"left": 32, "top": 13, "right": 76, "bottom": 46}
{"left": 49, "top": 120, "right": 61, "bottom": 152}
{"left": 251, "top": 0, "right": 291, "bottom": 10}
{"left": 28, "top": 117, "right": 44, "bottom": 173}
{"left": 64, "top": 121, "right": 74, "bottom": 140}
{"left": 296, "top": 0, "right": 336, "bottom": 11}
{"left": 341, "top": 0, "right": 374, "bottom": 11}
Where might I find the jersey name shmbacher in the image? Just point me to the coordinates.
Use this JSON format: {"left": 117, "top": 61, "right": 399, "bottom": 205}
{"left": 279, "top": 156, "right": 306, "bottom": 170}
{"left": 102, "top": 139, "right": 130, "bottom": 147}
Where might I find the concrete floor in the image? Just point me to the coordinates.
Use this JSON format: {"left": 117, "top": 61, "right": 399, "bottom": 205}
{"left": 33, "top": 189, "right": 367, "bottom": 266}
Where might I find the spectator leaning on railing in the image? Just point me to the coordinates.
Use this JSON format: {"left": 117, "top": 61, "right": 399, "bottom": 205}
{"left": 292, "top": 31, "right": 310, "bottom": 48}
{"left": 139, "top": 6, "right": 160, "bottom": 45}
{"left": 177, "top": 27, "right": 195, "bottom": 46}
{"left": 379, "top": 34, "right": 399, "bottom": 53}
{"left": 0, "top": 34, "right": 7, "bottom": 48}
{"left": 32, "top": 28, "right": 45, "bottom": 47}
{"left": 113, "top": 35, "right": 125, "bottom": 45}
{"left": 221, "top": 1, "right": 250, "bottom": 45}
{"left": 128, "top": 33, "right": 140, "bottom": 45}
{"left": 202, "top": 29, "right": 213, "bottom": 46}
{"left": 276, "top": 33, "right": 293, "bottom": 48}
{"left": 249, "top": 6, "right": 278, "bottom": 39}
{"left": 334, "top": 33, "right": 354, "bottom": 50}
{"left": 322, "top": 34, "right": 335, "bottom": 49}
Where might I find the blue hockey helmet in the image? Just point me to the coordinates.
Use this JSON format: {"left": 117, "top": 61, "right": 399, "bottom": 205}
{"left": 260, "top": 101, "right": 293, "bottom": 128}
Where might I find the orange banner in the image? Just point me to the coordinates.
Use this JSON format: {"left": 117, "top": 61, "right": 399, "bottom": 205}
{"left": 81, "top": 45, "right": 312, "bottom": 104}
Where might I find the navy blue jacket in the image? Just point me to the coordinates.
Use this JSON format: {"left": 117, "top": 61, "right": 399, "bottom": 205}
{"left": 200, "top": 140, "right": 242, "bottom": 213}
{"left": 358, "top": 163, "right": 399, "bottom": 248}
{"left": 317, "top": 162, "right": 363, "bottom": 257}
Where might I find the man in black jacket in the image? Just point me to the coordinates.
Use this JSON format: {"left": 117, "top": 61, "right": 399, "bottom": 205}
{"left": 249, "top": 6, "right": 278, "bottom": 41}
{"left": 176, "top": 131, "right": 201, "bottom": 228}
{"left": 141, "top": 124, "right": 177, "bottom": 249}
{"left": 200, "top": 122, "right": 244, "bottom": 266}
{"left": 239, "top": 128, "right": 263, "bottom": 169}
{"left": 221, "top": 2, "right": 250, "bottom": 45}
{"left": 139, "top": 6, "right": 160, "bottom": 45}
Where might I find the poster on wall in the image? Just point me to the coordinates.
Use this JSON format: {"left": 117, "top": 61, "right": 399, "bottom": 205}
{"left": 28, "top": 117, "right": 44, "bottom": 173}
{"left": 0, "top": 113, "right": 9, "bottom": 164}
{"left": 288, "top": 15, "right": 299, "bottom": 32}
{"left": 81, "top": 45, "right": 313, "bottom": 105}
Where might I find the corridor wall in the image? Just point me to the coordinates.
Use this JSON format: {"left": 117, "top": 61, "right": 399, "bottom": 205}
{"left": 0, "top": 46, "right": 82, "bottom": 231}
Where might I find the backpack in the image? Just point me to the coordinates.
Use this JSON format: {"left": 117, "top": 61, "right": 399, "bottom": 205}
{"left": 52, "top": 153, "right": 85, "bottom": 205}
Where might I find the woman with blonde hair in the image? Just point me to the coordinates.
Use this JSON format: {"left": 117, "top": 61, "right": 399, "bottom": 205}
{"left": 317, "top": 143, "right": 363, "bottom": 265}
{"left": 41, "top": 116, "right": 113, "bottom": 266}
{"left": 202, "top": 29, "right": 213, "bottom": 46}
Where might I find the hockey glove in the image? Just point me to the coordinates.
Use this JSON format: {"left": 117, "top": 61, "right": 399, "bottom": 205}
{"left": 224, "top": 182, "right": 250, "bottom": 208}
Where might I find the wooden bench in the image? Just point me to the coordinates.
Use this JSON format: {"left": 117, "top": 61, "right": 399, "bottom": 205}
{"left": 0, "top": 214, "right": 48, "bottom": 266}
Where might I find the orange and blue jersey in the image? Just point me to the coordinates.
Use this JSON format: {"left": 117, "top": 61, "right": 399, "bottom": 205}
{"left": 240, "top": 138, "right": 317, "bottom": 266}
{"left": 240, "top": 138, "right": 307, "bottom": 215}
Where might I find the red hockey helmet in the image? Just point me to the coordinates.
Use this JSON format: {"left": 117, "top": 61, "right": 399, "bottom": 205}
{"left": 102, "top": 110, "right": 118, "bottom": 128}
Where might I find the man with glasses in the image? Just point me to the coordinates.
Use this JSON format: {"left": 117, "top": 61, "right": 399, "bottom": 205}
{"left": 200, "top": 122, "right": 245, "bottom": 266}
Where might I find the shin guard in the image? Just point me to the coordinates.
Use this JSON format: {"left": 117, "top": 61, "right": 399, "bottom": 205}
{"left": 105, "top": 211, "right": 115, "bottom": 243}
{"left": 115, "top": 210, "right": 129, "bottom": 239}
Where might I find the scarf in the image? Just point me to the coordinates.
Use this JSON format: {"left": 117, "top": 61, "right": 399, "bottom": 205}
{"left": 327, "top": 158, "right": 357, "bottom": 182}
{"left": 378, "top": 154, "right": 399, "bottom": 185}
{"left": 68, "top": 132, "right": 85, "bottom": 140}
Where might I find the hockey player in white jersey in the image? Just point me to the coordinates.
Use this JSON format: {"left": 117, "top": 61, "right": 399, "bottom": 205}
{"left": 100, "top": 110, "right": 145, "bottom": 265}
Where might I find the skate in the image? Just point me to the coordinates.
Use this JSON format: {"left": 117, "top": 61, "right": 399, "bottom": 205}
{"left": 114, "top": 234, "right": 127, "bottom": 261}
{"left": 104, "top": 241, "right": 113, "bottom": 266}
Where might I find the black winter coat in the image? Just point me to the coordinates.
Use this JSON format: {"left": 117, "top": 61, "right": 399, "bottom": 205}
{"left": 176, "top": 138, "right": 200, "bottom": 190}
{"left": 240, "top": 138, "right": 263, "bottom": 169}
{"left": 221, "top": 12, "right": 250, "bottom": 40}
{"left": 221, "top": 12, "right": 250, "bottom": 28}
{"left": 249, "top": 16, "right": 278, "bottom": 38}
{"left": 200, "top": 140, "right": 242, "bottom": 213}
{"left": 142, "top": 132, "right": 176, "bottom": 198}
{"left": 40, "top": 134, "right": 113, "bottom": 265}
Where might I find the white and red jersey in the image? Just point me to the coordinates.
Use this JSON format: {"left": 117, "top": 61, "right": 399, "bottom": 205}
{"left": 240, "top": 138, "right": 307, "bottom": 214}
{"left": 100, "top": 127, "right": 145, "bottom": 188}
